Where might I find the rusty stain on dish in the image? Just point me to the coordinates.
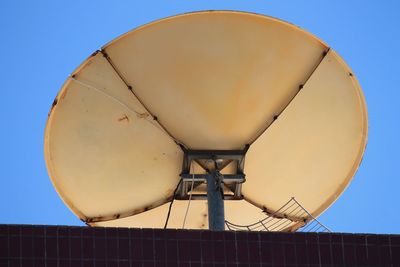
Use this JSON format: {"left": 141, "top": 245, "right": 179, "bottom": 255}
{"left": 136, "top": 112, "right": 149, "bottom": 119}
{"left": 60, "top": 87, "right": 69, "bottom": 100}
{"left": 48, "top": 97, "right": 58, "bottom": 116}
{"left": 165, "top": 188, "right": 174, "bottom": 197}
{"left": 118, "top": 114, "right": 130, "bottom": 122}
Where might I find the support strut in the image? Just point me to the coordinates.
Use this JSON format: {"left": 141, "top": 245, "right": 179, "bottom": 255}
{"left": 206, "top": 171, "right": 225, "bottom": 231}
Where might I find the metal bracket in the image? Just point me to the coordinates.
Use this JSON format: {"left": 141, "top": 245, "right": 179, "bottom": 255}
{"left": 177, "top": 145, "right": 249, "bottom": 200}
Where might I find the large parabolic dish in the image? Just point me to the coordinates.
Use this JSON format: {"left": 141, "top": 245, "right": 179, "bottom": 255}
{"left": 44, "top": 11, "right": 368, "bottom": 230}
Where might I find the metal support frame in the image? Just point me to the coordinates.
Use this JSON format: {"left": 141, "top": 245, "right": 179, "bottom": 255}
{"left": 177, "top": 146, "right": 249, "bottom": 230}
{"left": 177, "top": 146, "right": 249, "bottom": 200}
{"left": 180, "top": 147, "right": 248, "bottom": 174}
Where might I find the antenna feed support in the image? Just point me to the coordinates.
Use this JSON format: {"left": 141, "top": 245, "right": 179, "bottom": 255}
{"left": 177, "top": 148, "right": 248, "bottom": 201}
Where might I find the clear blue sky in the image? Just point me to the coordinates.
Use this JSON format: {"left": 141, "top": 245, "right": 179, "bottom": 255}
{"left": 1, "top": 1, "right": 399, "bottom": 234}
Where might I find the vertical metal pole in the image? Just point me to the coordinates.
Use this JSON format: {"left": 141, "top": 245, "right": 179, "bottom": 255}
{"left": 206, "top": 171, "right": 225, "bottom": 231}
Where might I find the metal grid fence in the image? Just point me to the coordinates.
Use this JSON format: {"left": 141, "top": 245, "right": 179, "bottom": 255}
{"left": 225, "top": 197, "right": 330, "bottom": 232}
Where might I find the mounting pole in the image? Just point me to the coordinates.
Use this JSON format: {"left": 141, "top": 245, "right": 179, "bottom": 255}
{"left": 206, "top": 171, "right": 225, "bottom": 231}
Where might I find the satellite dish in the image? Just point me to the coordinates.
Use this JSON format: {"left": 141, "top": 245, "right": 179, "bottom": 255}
{"left": 44, "top": 11, "right": 367, "bottom": 231}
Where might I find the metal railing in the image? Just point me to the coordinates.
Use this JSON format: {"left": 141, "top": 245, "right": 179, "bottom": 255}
{"left": 225, "top": 197, "right": 330, "bottom": 232}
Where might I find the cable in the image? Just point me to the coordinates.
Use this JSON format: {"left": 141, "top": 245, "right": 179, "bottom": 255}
{"left": 164, "top": 179, "right": 182, "bottom": 229}
{"left": 69, "top": 77, "right": 164, "bottom": 132}
{"left": 182, "top": 164, "right": 195, "bottom": 229}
